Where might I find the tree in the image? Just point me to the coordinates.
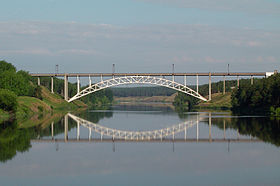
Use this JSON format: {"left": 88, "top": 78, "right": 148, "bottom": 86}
{"left": 0, "top": 89, "right": 17, "bottom": 112}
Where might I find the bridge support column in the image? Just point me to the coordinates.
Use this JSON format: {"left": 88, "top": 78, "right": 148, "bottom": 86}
{"left": 223, "top": 76, "right": 226, "bottom": 95}
{"left": 251, "top": 76, "right": 254, "bottom": 85}
{"left": 51, "top": 77, "right": 54, "bottom": 93}
{"left": 77, "top": 75, "right": 80, "bottom": 94}
{"left": 89, "top": 75, "right": 92, "bottom": 86}
{"left": 184, "top": 75, "right": 187, "bottom": 86}
{"left": 237, "top": 76, "right": 240, "bottom": 88}
{"left": 37, "top": 77, "right": 40, "bottom": 86}
{"left": 196, "top": 74, "right": 199, "bottom": 93}
{"left": 64, "top": 74, "right": 68, "bottom": 101}
{"left": 209, "top": 73, "right": 212, "bottom": 101}
{"left": 64, "top": 114, "right": 68, "bottom": 142}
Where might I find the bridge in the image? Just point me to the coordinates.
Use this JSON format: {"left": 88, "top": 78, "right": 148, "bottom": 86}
{"left": 30, "top": 71, "right": 275, "bottom": 102}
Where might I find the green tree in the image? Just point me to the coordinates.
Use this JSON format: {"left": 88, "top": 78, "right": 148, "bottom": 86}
{"left": 0, "top": 89, "right": 17, "bottom": 112}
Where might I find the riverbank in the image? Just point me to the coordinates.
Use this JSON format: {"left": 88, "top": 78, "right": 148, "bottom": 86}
{"left": 0, "top": 86, "right": 87, "bottom": 123}
{"left": 195, "top": 92, "right": 232, "bottom": 110}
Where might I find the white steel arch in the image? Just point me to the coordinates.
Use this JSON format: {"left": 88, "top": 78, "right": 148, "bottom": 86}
{"left": 68, "top": 76, "right": 207, "bottom": 102}
{"left": 68, "top": 113, "right": 199, "bottom": 140}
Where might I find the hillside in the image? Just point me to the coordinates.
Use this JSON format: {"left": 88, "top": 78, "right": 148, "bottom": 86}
{"left": 16, "top": 86, "right": 87, "bottom": 121}
{"left": 196, "top": 92, "right": 232, "bottom": 109}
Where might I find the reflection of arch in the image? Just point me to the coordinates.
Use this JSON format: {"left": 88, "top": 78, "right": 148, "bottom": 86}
{"left": 68, "top": 113, "right": 198, "bottom": 140}
{"left": 68, "top": 76, "right": 207, "bottom": 102}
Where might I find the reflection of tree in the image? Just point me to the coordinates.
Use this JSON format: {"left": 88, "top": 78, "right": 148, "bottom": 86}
{"left": 212, "top": 117, "right": 280, "bottom": 147}
{"left": 0, "top": 120, "right": 32, "bottom": 162}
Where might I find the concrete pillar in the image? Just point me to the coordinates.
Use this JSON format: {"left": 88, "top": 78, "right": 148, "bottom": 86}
{"left": 251, "top": 76, "right": 254, "bottom": 85}
{"left": 51, "top": 77, "right": 54, "bottom": 93}
{"left": 77, "top": 75, "right": 80, "bottom": 94}
{"left": 184, "top": 75, "right": 187, "bottom": 86}
{"left": 64, "top": 114, "right": 68, "bottom": 142}
{"left": 209, "top": 72, "right": 212, "bottom": 101}
{"left": 223, "top": 76, "right": 226, "bottom": 95}
{"left": 101, "top": 74, "right": 103, "bottom": 82}
{"left": 37, "top": 77, "right": 40, "bottom": 86}
{"left": 64, "top": 74, "right": 68, "bottom": 101}
{"left": 237, "top": 76, "right": 240, "bottom": 88}
{"left": 89, "top": 75, "right": 92, "bottom": 87}
{"left": 196, "top": 74, "right": 199, "bottom": 92}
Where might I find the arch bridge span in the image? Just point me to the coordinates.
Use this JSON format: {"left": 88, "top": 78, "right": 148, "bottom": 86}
{"left": 68, "top": 76, "right": 207, "bottom": 102}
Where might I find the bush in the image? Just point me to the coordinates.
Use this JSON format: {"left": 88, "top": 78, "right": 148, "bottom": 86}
{"left": 0, "top": 89, "right": 17, "bottom": 112}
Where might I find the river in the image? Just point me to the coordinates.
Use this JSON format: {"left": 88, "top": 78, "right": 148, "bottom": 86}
{"left": 0, "top": 104, "right": 280, "bottom": 185}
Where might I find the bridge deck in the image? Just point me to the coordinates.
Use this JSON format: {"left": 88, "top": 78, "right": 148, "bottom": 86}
{"left": 30, "top": 72, "right": 266, "bottom": 77}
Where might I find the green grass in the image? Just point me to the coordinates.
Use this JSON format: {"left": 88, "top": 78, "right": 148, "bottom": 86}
{"left": 0, "top": 109, "right": 10, "bottom": 123}
{"left": 196, "top": 92, "right": 232, "bottom": 109}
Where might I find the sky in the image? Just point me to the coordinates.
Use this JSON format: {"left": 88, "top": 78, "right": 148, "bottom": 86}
{"left": 0, "top": 0, "right": 280, "bottom": 75}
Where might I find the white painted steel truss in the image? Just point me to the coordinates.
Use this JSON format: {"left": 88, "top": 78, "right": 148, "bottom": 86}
{"left": 68, "top": 76, "right": 207, "bottom": 102}
{"left": 68, "top": 113, "right": 199, "bottom": 140}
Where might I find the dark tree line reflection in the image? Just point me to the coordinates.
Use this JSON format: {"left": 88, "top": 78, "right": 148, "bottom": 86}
{"left": 212, "top": 117, "right": 280, "bottom": 147}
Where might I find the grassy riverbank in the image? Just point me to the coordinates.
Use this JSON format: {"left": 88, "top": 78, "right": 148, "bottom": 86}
{"left": 13, "top": 86, "right": 87, "bottom": 121}
{"left": 195, "top": 92, "right": 232, "bottom": 110}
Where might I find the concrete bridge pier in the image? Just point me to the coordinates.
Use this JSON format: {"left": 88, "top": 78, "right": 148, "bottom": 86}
{"left": 89, "top": 75, "right": 92, "bottom": 86}
{"left": 51, "top": 77, "right": 54, "bottom": 93}
{"left": 237, "top": 76, "right": 240, "bottom": 88}
{"left": 251, "top": 76, "right": 254, "bottom": 85}
{"left": 37, "top": 77, "right": 40, "bottom": 86}
{"left": 223, "top": 76, "right": 226, "bottom": 95}
{"left": 196, "top": 74, "right": 199, "bottom": 93}
{"left": 77, "top": 75, "right": 80, "bottom": 94}
{"left": 64, "top": 74, "right": 68, "bottom": 101}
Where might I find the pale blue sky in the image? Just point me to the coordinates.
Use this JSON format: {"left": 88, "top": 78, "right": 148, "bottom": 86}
{"left": 0, "top": 0, "right": 279, "bottom": 75}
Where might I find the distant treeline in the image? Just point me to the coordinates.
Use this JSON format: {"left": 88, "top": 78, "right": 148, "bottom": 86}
{"left": 232, "top": 73, "right": 280, "bottom": 115}
{"left": 111, "top": 86, "right": 176, "bottom": 97}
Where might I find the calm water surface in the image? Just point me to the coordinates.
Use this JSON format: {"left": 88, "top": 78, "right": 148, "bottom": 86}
{"left": 0, "top": 105, "right": 280, "bottom": 186}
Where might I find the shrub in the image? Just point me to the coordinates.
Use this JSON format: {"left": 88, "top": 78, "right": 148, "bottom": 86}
{"left": 0, "top": 89, "right": 17, "bottom": 112}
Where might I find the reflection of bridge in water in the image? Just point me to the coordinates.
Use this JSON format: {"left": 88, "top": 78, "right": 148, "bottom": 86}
{"left": 31, "top": 113, "right": 261, "bottom": 143}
